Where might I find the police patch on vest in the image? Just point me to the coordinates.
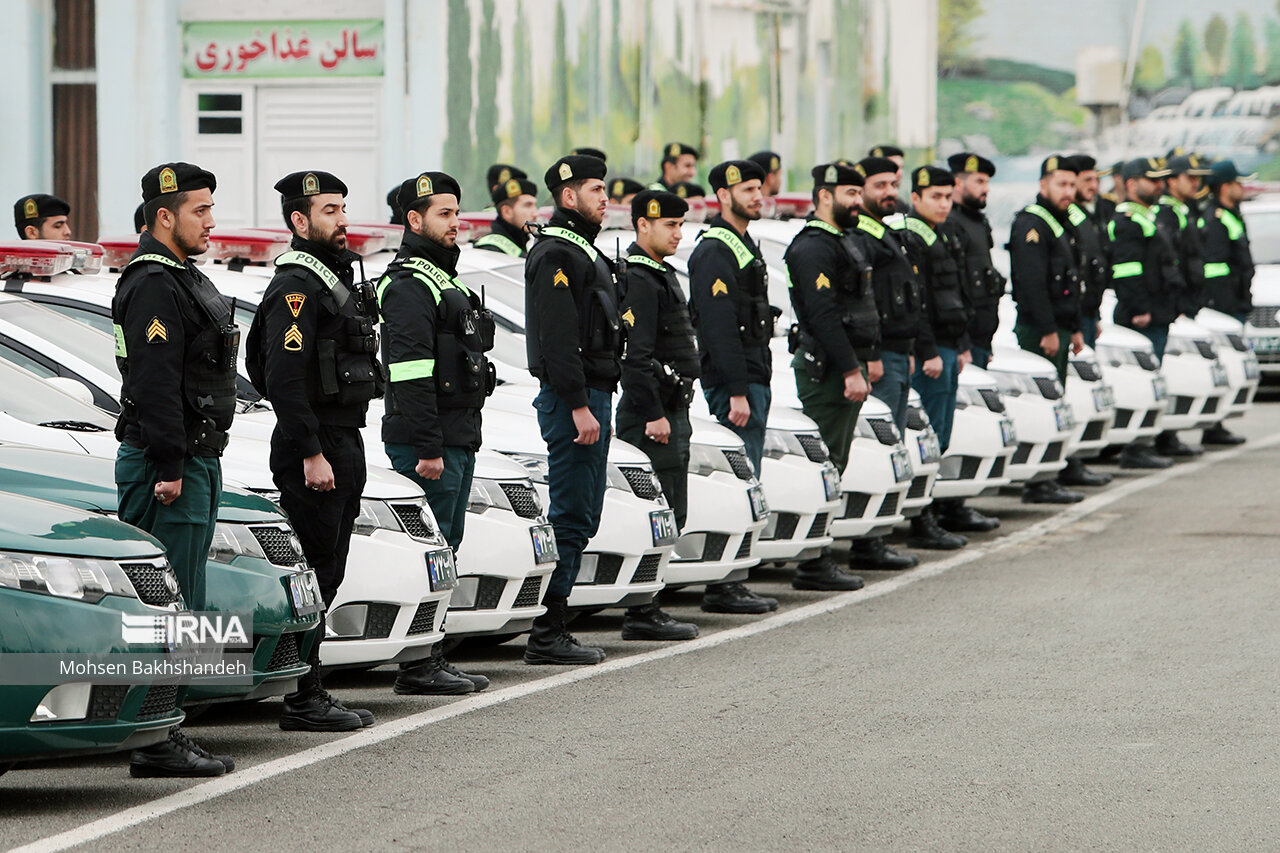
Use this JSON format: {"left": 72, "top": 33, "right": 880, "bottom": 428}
{"left": 283, "top": 324, "right": 304, "bottom": 351}
{"left": 1025, "top": 228, "right": 1040, "bottom": 243}
{"left": 285, "top": 293, "right": 306, "bottom": 317}
{"left": 22, "top": 198, "right": 36, "bottom": 219}
{"left": 711, "top": 279, "right": 729, "bottom": 297}
{"left": 815, "top": 273, "right": 831, "bottom": 290}
{"left": 303, "top": 173, "right": 319, "bottom": 195}
{"left": 146, "top": 317, "right": 168, "bottom": 343}
{"left": 159, "top": 168, "right": 178, "bottom": 193}
{"left": 621, "top": 308, "right": 635, "bottom": 327}
{"left": 553, "top": 269, "right": 569, "bottom": 288}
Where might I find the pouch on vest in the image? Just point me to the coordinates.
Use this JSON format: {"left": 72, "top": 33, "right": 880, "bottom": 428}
{"left": 436, "top": 331, "right": 460, "bottom": 395}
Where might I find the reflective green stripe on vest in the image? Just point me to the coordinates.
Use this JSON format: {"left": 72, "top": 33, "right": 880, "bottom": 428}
{"left": 1067, "top": 204, "right": 1087, "bottom": 227}
{"left": 474, "top": 233, "right": 523, "bottom": 257}
{"left": 1023, "top": 204, "right": 1064, "bottom": 239}
{"left": 377, "top": 256, "right": 472, "bottom": 306}
{"left": 541, "top": 226, "right": 599, "bottom": 262}
{"left": 701, "top": 227, "right": 754, "bottom": 269}
{"left": 1111, "top": 261, "right": 1143, "bottom": 279}
{"left": 626, "top": 254, "right": 667, "bottom": 272}
{"left": 276, "top": 250, "right": 341, "bottom": 291}
{"left": 1156, "top": 196, "right": 1188, "bottom": 230}
{"left": 1219, "top": 208, "right": 1245, "bottom": 241}
{"left": 113, "top": 323, "right": 127, "bottom": 357}
{"left": 126, "top": 253, "right": 186, "bottom": 271}
{"left": 804, "top": 219, "right": 842, "bottom": 236}
{"left": 856, "top": 214, "right": 885, "bottom": 240}
{"left": 902, "top": 216, "right": 937, "bottom": 246}
{"left": 1116, "top": 202, "right": 1157, "bottom": 237}
{"left": 1204, "top": 262, "right": 1231, "bottom": 279}
{"left": 388, "top": 358, "right": 435, "bottom": 381}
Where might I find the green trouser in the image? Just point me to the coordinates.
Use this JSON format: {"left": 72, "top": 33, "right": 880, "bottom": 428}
{"left": 115, "top": 446, "right": 221, "bottom": 612}
{"left": 616, "top": 406, "right": 692, "bottom": 531}
{"left": 795, "top": 362, "right": 864, "bottom": 476}
{"left": 385, "top": 444, "right": 475, "bottom": 552}
{"left": 1015, "top": 323, "right": 1070, "bottom": 385}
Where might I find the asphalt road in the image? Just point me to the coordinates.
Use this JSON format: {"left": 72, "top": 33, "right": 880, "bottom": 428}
{"left": 4, "top": 397, "right": 1280, "bottom": 852}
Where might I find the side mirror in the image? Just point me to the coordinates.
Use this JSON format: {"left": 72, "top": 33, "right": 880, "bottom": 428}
{"left": 44, "top": 376, "right": 95, "bottom": 405}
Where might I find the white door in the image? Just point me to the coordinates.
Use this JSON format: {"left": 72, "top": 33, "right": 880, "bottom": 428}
{"left": 183, "top": 86, "right": 257, "bottom": 228}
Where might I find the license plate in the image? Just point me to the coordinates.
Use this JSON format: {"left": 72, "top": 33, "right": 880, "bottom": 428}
{"left": 1210, "top": 363, "right": 1228, "bottom": 387}
{"left": 999, "top": 417, "right": 1017, "bottom": 447}
{"left": 1245, "top": 358, "right": 1260, "bottom": 380}
{"left": 530, "top": 524, "right": 559, "bottom": 564}
{"left": 747, "top": 484, "right": 769, "bottom": 521}
{"left": 917, "top": 434, "right": 941, "bottom": 464}
{"left": 426, "top": 548, "right": 457, "bottom": 591}
{"left": 1252, "top": 335, "right": 1280, "bottom": 354}
{"left": 821, "top": 465, "right": 841, "bottom": 502}
{"left": 1152, "top": 377, "right": 1167, "bottom": 401}
{"left": 1054, "top": 402, "right": 1074, "bottom": 431}
{"left": 649, "top": 509, "right": 678, "bottom": 546}
{"left": 1092, "top": 386, "right": 1112, "bottom": 412}
{"left": 288, "top": 570, "right": 323, "bottom": 617}
{"left": 891, "top": 448, "right": 913, "bottom": 482}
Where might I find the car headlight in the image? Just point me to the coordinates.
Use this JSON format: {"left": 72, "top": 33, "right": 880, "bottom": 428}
{"left": 208, "top": 523, "right": 269, "bottom": 563}
{"left": 0, "top": 551, "right": 142, "bottom": 603}
{"left": 450, "top": 576, "right": 479, "bottom": 608}
{"left": 990, "top": 371, "right": 1038, "bottom": 397}
{"left": 688, "top": 443, "right": 734, "bottom": 477}
{"left": 501, "top": 452, "right": 550, "bottom": 484}
{"left": 1162, "top": 337, "right": 1187, "bottom": 356}
{"left": 353, "top": 499, "right": 400, "bottom": 536}
{"left": 468, "top": 478, "right": 514, "bottom": 513}
{"left": 1096, "top": 345, "right": 1139, "bottom": 368}
{"left": 763, "top": 429, "right": 806, "bottom": 460}
{"left": 854, "top": 417, "right": 878, "bottom": 440}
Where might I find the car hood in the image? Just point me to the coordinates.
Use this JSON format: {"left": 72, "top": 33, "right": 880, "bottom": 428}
{"left": 0, "top": 490, "right": 164, "bottom": 560}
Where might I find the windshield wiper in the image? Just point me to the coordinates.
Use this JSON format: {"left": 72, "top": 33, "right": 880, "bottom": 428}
{"left": 37, "top": 420, "right": 107, "bottom": 432}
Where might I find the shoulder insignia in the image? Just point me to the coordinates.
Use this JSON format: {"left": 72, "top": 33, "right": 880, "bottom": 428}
{"left": 145, "top": 317, "right": 167, "bottom": 343}
{"left": 1025, "top": 229, "right": 1040, "bottom": 244}
{"left": 284, "top": 293, "right": 306, "bottom": 317}
{"left": 621, "top": 308, "right": 636, "bottom": 327}
{"left": 283, "top": 324, "right": 304, "bottom": 352}
{"left": 815, "top": 273, "right": 831, "bottom": 291}
{"left": 710, "top": 279, "right": 729, "bottom": 297}
{"left": 553, "top": 268, "right": 569, "bottom": 288}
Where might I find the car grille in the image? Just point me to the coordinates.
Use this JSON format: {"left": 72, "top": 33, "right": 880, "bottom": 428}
{"left": 796, "top": 434, "right": 829, "bottom": 462}
{"left": 1113, "top": 408, "right": 1134, "bottom": 429}
{"left": 1192, "top": 340, "right": 1216, "bottom": 359}
{"left": 593, "top": 554, "right": 623, "bottom": 585}
{"left": 618, "top": 466, "right": 661, "bottom": 500}
{"left": 905, "top": 407, "right": 928, "bottom": 431}
{"left": 1135, "top": 352, "right": 1160, "bottom": 371}
{"left": 1248, "top": 305, "right": 1279, "bottom": 328}
{"left": 407, "top": 601, "right": 438, "bottom": 635}
{"left": 250, "top": 526, "right": 303, "bottom": 566}
{"left": 702, "top": 533, "right": 729, "bottom": 561}
{"left": 807, "top": 512, "right": 830, "bottom": 539}
{"left": 1081, "top": 420, "right": 1106, "bottom": 442}
{"left": 989, "top": 457, "right": 1006, "bottom": 478}
{"left": 1140, "top": 409, "right": 1160, "bottom": 428}
{"left": 767, "top": 512, "right": 799, "bottom": 541}
{"left": 1226, "top": 333, "right": 1247, "bottom": 352}
{"left": 1170, "top": 396, "right": 1194, "bottom": 416}
{"left": 362, "top": 604, "right": 400, "bottom": 639}
{"left": 722, "top": 450, "right": 755, "bottom": 480}
{"left": 266, "top": 633, "right": 301, "bottom": 671}
{"left": 513, "top": 575, "right": 543, "bottom": 608}
{"left": 877, "top": 493, "right": 900, "bottom": 517}
{"left": 499, "top": 483, "right": 542, "bottom": 518}
{"left": 1073, "top": 361, "right": 1102, "bottom": 381}
{"left": 391, "top": 503, "right": 433, "bottom": 539}
{"left": 1202, "top": 397, "right": 1219, "bottom": 415}
{"left": 959, "top": 456, "right": 982, "bottom": 479}
{"left": 632, "top": 553, "right": 662, "bottom": 584}
{"left": 136, "top": 684, "right": 180, "bottom": 721}
{"left": 978, "top": 389, "right": 1005, "bottom": 413}
{"left": 868, "top": 419, "right": 899, "bottom": 446}
{"left": 118, "top": 562, "right": 183, "bottom": 607}
{"left": 907, "top": 475, "right": 929, "bottom": 498}
{"left": 1042, "top": 442, "right": 1064, "bottom": 463}
{"left": 1011, "top": 443, "right": 1033, "bottom": 465}
{"left": 1033, "top": 377, "right": 1062, "bottom": 399}
{"left": 87, "top": 685, "right": 130, "bottom": 721}
{"left": 1234, "top": 388, "right": 1249, "bottom": 405}
{"left": 843, "top": 493, "right": 871, "bottom": 519}
{"left": 734, "top": 532, "right": 754, "bottom": 560}
{"left": 475, "top": 576, "right": 506, "bottom": 609}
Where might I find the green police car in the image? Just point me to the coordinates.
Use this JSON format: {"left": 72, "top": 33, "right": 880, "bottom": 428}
{"left": 0, "top": 443, "right": 322, "bottom": 706}
{"left": 0, "top": 490, "right": 185, "bottom": 770}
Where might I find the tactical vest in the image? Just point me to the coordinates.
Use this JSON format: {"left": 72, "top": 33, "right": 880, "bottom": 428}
{"left": 795, "top": 219, "right": 880, "bottom": 349}
{"left": 899, "top": 217, "right": 968, "bottom": 339}
{"left": 117, "top": 253, "right": 238, "bottom": 454}
{"left": 857, "top": 214, "right": 920, "bottom": 346}
{"left": 474, "top": 232, "right": 524, "bottom": 257}
{"left": 625, "top": 253, "right": 700, "bottom": 383}
{"left": 1021, "top": 204, "right": 1081, "bottom": 314}
{"left": 698, "top": 226, "right": 772, "bottom": 346}
{"left": 1067, "top": 203, "right": 1108, "bottom": 307}
{"left": 378, "top": 255, "right": 495, "bottom": 411}
{"left": 538, "top": 226, "right": 623, "bottom": 360}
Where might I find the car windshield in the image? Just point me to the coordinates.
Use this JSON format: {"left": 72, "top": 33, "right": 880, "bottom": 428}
{"left": 0, "top": 300, "right": 117, "bottom": 378}
{"left": 493, "top": 325, "right": 528, "bottom": 370}
{"left": 1243, "top": 208, "right": 1280, "bottom": 265}
{"left": 0, "top": 360, "right": 115, "bottom": 428}
{"left": 34, "top": 301, "right": 115, "bottom": 336}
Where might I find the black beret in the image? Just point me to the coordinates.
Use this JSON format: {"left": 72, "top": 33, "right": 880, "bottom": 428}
{"left": 1063, "top": 154, "right": 1097, "bottom": 173}
{"left": 140, "top": 162, "right": 216, "bottom": 205}
{"left": 274, "top": 170, "right": 347, "bottom": 203}
{"left": 869, "top": 144, "right": 904, "bottom": 158}
{"left": 491, "top": 177, "right": 538, "bottom": 205}
{"left": 396, "top": 171, "right": 462, "bottom": 216}
{"left": 543, "top": 154, "right": 608, "bottom": 193}
{"left": 386, "top": 186, "right": 404, "bottom": 225}
{"left": 14, "top": 194, "right": 70, "bottom": 232}
{"left": 571, "top": 147, "right": 607, "bottom": 162}
{"left": 707, "top": 160, "right": 766, "bottom": 192}
{"left": 854, "top": 157, "right": 898, "bottom": 180}
{"left": 1120, "top": 157, "right": 1170, "bottom": 181}
{"left": 911, "top": 165, "right": 956, "bottom": 193}
{"left": 661, "top": 142, "right": 700, "bottom": 163}
{"left": 133, "top": 203, "right": 145, "bottom": 234}
{"left": 810, "top": 162, "right": 865, "bottom": 189}
{"left": 1167, "top": 154, "right": 1211, "bottom": 177}
{"left": 947, "top": 152, "right": 996, "bottom": 177}
{"left": 608, "top": 177, "right": 646, "bottom": 201}
{"left": 631, "top": 190, "right": 689, "bottom": 221}
{"left": 670, "top": 181, "right": 706, "bottom": 199}
{"left": 486, "top": 164, "right": 527, "bottom": 190}
{"left": 1039, "top": 154, "right": 1076, "bottom": 177}
{"left": 748, "top": 150, "right": 783, "bottom": 174}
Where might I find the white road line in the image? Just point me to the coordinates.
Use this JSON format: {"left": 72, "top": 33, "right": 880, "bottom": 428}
{"left": 13, "top": 434, "right": 1278, "bottom": 853}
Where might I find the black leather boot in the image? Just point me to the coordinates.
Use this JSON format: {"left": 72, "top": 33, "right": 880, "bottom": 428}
{"left": 934, "top": 498, "right": 1000, "bottom": 533}
{"left": 1119, "top": 444, "right": 1173, "bottom": 469}
{"left": 524, "top": 596, "right": 606, "bottom": 665}
{"left": 130, "top": 727, "right": 231, "bottom": 778}
{"left": 793, "top": 549, "right": 864, "bottom": 591}
{"left": 701, "top": 581, "right": 777, "bottom": 613}
{"left": 1021, "top": 479, "right": 1084, "bottom": 504}
{"left": 280, "top": 670, "right": 368, "bottom": 731}
{"left": 1202, "top": 422, "right": 1246, "bottom": 446}
{"left": 1155, "top": 430, "right": 1202, "bottom": 457}
{"left": 621, "top": 601, "right": 699, "bottom": 640}
{"left": 848, "top": 536, "right": 919, "bottom": 571}
{"left": 1058, "top": 456, "right": 1113, "bottom": 487}
{"left": 395, "top": 654, "right": 477, "bottom": 695}
{"left": 907, "top": 507, "right": 968, "bottom": 550}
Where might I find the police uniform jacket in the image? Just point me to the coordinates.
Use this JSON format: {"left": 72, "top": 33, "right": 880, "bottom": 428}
{"left": 1068, "top": 202, "right": 1109, "bottom": 321}
{"left": 853, "top": 212, "right": 925, "bottom": 357}
{"left": 1154, "top": 195, "right": 1205, "bottom": 316}
{"left": 1199, "top": 198, "right": 1254, "bottom": 317}
{"left": 946, "top": 203, "right": 1003, "bottom": 351}
{"left": 112, "top": 232, "right": 237, "bottom": 481}
{"left": 618, "top": 242, "right": 701, "bottom": 422}
{"left": 249, "top": 237, "right": 380, "bottom": 458}
{"left": 525, "top": 207, "right": 622, "bottom": 408}
{"left": 1008, "top": 196, "right": 1083, "bottom": 336}
{"left": 785, "top": 216, "right": 881, "bottom": 376}
{"left": 688, "top": 214, "right": 773, "bottom": 395}
{"left": 896, "top": 213, "right": 971, "bottom": 359}
{"left": 379, "top": 230, "right": 488, "bottom": 458}
{"left": 1108, "top": 201, "right": 1184, "bottom": 328}
{"left": 474, "top": 216, "right": 530, "bottom": 258}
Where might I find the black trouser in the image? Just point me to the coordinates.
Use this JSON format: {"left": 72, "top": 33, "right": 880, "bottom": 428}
{"left": 616, "top": 405, "right": 692, "bottom": 531}
{"left": 271, "top": 423, "right": 366, "bottom": 689}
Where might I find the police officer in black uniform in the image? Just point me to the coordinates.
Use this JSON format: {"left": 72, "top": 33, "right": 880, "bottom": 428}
{"left": 525, "top": 153, "right": 616, "bottom": 665}
{"left": 386, "top": 186, "right": 404, "bottom": 225}
{"left": 13, "top": 193, "right": 72, "bottom": 240}
{"left": 474, "top": 176, "right": 538, "bottom": 258}
{"left": 247, "top": 170, "right": 377, "bottom": 732}
{"left": 615, "top": 189, "right": 702, "bottom": 641}
{"left": 608, "top": 177, "right": 646, "bottom": 206}
{"left": 650, "top": 142, "right": 699, "bottom": 191}
{"left": 379, "top": 171, "right": 493, "bottom": 693}
{"left": 748, "top": 150, "right": 784, "bottom": 197}
{"left": 486, "top": 163, "right": 528, "bottom": 193}
{"left": 114, "top": 162, "right": 235, "bottom": 777}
